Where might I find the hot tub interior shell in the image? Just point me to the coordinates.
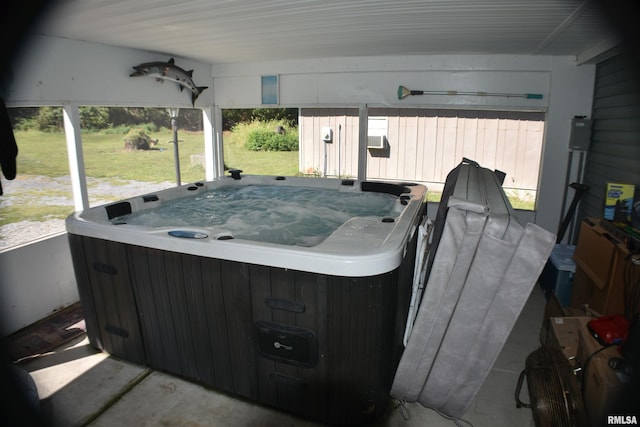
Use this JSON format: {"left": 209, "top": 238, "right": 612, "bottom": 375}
{"left": 67, "top": 177, "right": 425, "bottom": 426}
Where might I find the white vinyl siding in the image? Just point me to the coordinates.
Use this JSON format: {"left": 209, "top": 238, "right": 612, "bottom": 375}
{"left": 300, "top": 108, "right": 545, "bottom": 195}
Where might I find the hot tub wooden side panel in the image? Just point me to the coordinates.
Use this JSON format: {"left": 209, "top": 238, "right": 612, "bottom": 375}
{"left": 67, "top": 234, "right": 146, "bottom": 365}
{"left": 67, "top": 234, "right": 102, "bottom": 351}
{"left": 68, "top": 233, "right": 416, "bottom": 426}
{"left": 250, "top": 266, "right": 330, "bottom": 418}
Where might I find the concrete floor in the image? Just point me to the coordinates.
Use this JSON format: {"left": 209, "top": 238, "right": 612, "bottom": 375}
{"left": 15, "top": 287, "right": 547, "bottom": 427}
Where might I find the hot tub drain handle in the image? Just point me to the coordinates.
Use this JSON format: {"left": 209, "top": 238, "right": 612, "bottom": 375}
{"left": 274, "top": 341, "right": 292, "bottom": 351}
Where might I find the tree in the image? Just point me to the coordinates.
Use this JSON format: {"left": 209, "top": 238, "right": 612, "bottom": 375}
{"left": 35, "top": 106, "right": 62, "bottom": 131}
{"left": 80, "top": 106, "right": 109, "bottom": 130}
{"left": 222, "top": 108, "right": 298, "bottom": 131}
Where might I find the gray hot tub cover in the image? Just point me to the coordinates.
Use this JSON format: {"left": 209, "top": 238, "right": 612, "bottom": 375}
{"left": 391, "top": 159, "right": 555, "bottom": 418}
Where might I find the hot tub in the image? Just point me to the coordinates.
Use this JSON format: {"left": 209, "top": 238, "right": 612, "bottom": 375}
{"left": 66, "top": 174, "right": 427, "bottom": 425}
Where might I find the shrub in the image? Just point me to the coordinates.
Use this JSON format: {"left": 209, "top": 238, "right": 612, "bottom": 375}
{"left": 104, "top": 124, "right": 133, "bottom": 135}
{"left": 235, "top": 119, "right": 298, "bottom": 152}
{"left": 122, "top": 128, "right": 156, "bottom": 150}
{"left": 136, "top": 122, "right": 160, "bottom": 133}
{"left": 245, "top": 129, "right": 298, "bottom": 151}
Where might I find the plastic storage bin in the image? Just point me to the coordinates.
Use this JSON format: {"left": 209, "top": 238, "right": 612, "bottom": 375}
{"left": 539, "top": 244, "right": 576, "bottom": 306}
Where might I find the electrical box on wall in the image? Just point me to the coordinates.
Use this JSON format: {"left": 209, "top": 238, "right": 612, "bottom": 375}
{"left": 569, "top": 117, "right": 592, "bottom": 150}
{"left": 321, "top": 127, "right": 333, "bottom": 143}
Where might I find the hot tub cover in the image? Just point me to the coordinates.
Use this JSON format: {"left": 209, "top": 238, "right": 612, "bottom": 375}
{"left": 391, "top": 159, "right": 555, "bottom": 418}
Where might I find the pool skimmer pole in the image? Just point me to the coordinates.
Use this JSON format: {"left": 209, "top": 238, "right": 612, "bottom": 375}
{"left": 397, "top": 85, "right": 543, "bottom": 100}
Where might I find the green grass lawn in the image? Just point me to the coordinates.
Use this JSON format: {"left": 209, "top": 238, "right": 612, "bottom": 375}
{"left": 14, "top": 129, "right": 299, "bottom": 182}
{"left": 223, "top": 130, "right": 299, "bottom": 176}
{"left": 12, "top": 131, "right": 70, "bottom": 177}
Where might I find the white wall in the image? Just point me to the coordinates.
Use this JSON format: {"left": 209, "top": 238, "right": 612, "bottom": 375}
{"left": 213, "top": 55, "right": 551, "bottom": 109}
{"left": 0, "top": 234, "right": 77, "bottom": 335}
{"left": 537, "top": 57, "right": 596, "bottom": 234}
{"left": 1, "top": 35, "right": 596, "bottom": 332}
{"left": 7, "top": 35, "right": 213, "bottom": 108}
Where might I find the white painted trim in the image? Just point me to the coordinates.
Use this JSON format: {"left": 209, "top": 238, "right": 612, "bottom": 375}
{"left": 62, "top": 103, "right": 89, "bottom": 211}
{"left": 214, "top": 106, "right": 225, "bottom": 177}
{"left": 576, "top": 37, "right": 624, "bottom": 65}
{"left": 358, "top": 106, "right": 368, "bottom": 181}
{"left": 202, "top": 107, "right": 216, "bottom": 181}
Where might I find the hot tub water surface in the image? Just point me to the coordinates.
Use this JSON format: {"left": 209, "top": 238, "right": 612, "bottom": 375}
{"left": 112, "top": 184, "right": 399, "bottom": 247}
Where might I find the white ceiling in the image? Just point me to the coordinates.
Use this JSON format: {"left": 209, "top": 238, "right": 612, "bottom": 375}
{"left": 34, "top": 0, "right": 622, "bottom": 65}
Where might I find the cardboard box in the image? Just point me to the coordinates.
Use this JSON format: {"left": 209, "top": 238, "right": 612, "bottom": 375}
{"left": 604, "top": 182, "right": 635, "bottom": 222}
{"left": 571, "top": 218, "right": 627, "bottom": 315}
{"left": 544, "top": 316, "right": 590, "bottom": 360}
{"left": 577, "top": 326, "right": 629, "bottom": 426}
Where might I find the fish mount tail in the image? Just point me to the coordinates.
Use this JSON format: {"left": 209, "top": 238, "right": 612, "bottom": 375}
{"left": 191, "top": 86, "right": 208, "bottom": 107}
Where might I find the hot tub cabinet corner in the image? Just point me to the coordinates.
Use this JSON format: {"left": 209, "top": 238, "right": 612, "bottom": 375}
{"left": 67, "top": 231, "right": 418, "bottom": 425}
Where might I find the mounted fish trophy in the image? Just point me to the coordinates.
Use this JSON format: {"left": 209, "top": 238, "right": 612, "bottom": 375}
{"left": 130, "top": 58, "right": 208, "bottom": 106}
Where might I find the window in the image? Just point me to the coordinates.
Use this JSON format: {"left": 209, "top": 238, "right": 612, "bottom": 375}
{"left": 0, "top": 106, "right": 206, "bottom": 249}
{"left": 1, "top": 107, "right": 72, "bottom": 249}
{"left": 221, "top": 108, "right": 299, "bottom": 176}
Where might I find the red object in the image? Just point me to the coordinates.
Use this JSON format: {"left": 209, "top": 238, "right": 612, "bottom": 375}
{"left": 588, "top": 315, "right": 630, "bottom": 346}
